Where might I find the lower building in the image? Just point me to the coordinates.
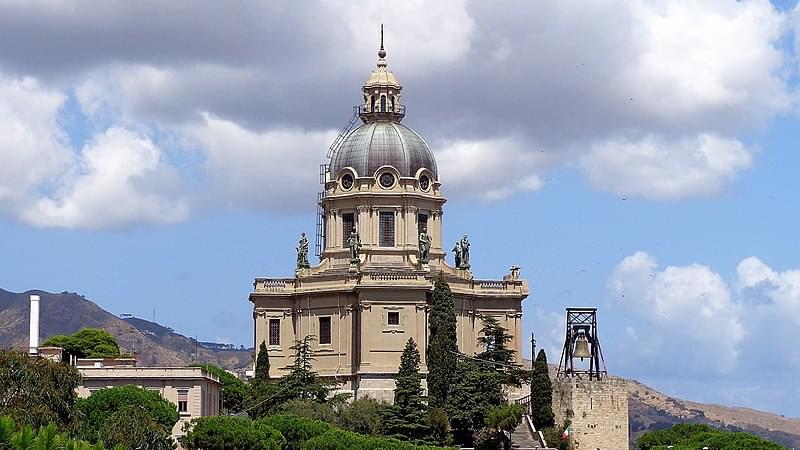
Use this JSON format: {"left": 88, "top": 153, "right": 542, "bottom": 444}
{"left": 77, "top": 365, "right": 221, "bottom": 439}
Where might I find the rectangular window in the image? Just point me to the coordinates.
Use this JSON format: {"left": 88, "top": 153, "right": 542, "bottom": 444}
{"left": 319, "top": 317, "right": 332, "bottom": 344}
{"left": 342, "top": 213, "right": 354, "bottom": 244}
{"left": 269, "top": 319, "right": 280, "bottom": 346}
{"left": 379, "top": 212, "right": 395, "bottom": 247}
{"left": 418, "top": 213, "right": 428, "bottom": 234}
{"left": 177, "top": 389, "right": 188, "bottom": 413}
{"left": 387, "top": 311, "right": 400, "bottom": 326}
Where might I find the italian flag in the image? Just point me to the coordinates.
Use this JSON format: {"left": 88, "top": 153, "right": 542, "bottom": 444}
{"left": 561, "top": 425, "right": 571, "bottom": 440}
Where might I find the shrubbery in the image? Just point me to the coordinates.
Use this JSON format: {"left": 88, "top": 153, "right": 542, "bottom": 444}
{"left": 0, "top": 416, "right": 108, "bottom": 450}
{"left": 637, "top": 423, "right": 786, "bottom": 450}
{"left": 180, "top": 416, "right": 284, "bottom": 450}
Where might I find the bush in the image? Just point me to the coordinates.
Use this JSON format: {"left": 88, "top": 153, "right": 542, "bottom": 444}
{"left": 0, "top": 417, "right": 106, "bottom": 450}
{"left": 300, "top": 427, "right": 453, "bottom": 450}
{"left": 76, "top": 385, "right": 178, "bottom": 444}
{"left": 256, "top": 415, "right": 331, "bottom": 450}
{"left": 98, "top": 405, "right": 175, "bottom": 450}
{"left": 276, "top": 399, "right": 337, "bottom": 424}
{"left": 337, "top": 397, "right": 388, "bottom": 435}
{"left": 180, "top": 416, "right": 284, "bottom": 450}
{"left": 637, "top": 423, "right": 786, "bottom": 450}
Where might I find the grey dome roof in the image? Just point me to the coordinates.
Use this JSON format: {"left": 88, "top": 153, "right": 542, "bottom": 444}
{"left": 330, "top": 122, "right": 438, "bottom": 178}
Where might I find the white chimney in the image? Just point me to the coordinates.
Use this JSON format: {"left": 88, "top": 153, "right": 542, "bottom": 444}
{"left": 29, "top": 294, "right": 40, "bottom": 355}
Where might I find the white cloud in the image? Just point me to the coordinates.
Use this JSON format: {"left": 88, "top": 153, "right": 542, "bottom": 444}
{"left": 0, "top": 73, "right": 71, "bottom": 213}
{"left": 435, "top": 137, "right": 552, "bottom": 200}
{"left": 611, "top": 251, "right": 744, "bottom": 372}
{"left": 22, "top": 127, "right": 188, "bottom": 229}
{"left": 184, "top": 114, "right": 336, "bottom": 212}
{"left": 579, "top": 133, "right": 753, "bottom": 198}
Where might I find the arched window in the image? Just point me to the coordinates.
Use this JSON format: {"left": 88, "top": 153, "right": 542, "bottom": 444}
{"left": 380, "top": 95, "right": 386, "bottom": 112}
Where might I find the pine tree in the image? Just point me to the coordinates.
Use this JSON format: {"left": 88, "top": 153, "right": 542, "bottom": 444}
{"left": 383, "top": 338, "right": 430, "bottom": 442}
{"left": 476, "top": 316, "right": 527, "bottom": 387}
{"left": 255, "top": 341, "right": 270, "bottom": 381}
{"left": 530, "top": 349, "right": 555, "bottom": 429}
{"left": 427, "top": 273, "right": 458, "bottom": 409}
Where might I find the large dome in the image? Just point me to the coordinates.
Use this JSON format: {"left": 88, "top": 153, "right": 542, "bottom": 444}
{"left": 330, "top": 122, "right": 438, "bottom": 178}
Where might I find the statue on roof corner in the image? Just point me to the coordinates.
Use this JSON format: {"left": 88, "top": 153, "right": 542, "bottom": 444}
{"left": 452, "top": 234, "right": 471, "bottom": 269}
{"left": 296, "top": 233, "right": 310, "bottom": 270}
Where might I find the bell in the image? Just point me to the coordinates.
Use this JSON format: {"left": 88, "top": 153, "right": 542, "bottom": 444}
{"left": 573, "top": 334, "right": 591, "bottom": 360}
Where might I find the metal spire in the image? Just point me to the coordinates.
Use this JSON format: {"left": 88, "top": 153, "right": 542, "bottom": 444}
{"left": 378, "top": 24, "right": 386, "bottom": 60}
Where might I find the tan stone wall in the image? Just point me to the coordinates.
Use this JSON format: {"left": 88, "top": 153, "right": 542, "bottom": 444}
{"left": 553, "top": 378, "right": 629, "bottom": 450}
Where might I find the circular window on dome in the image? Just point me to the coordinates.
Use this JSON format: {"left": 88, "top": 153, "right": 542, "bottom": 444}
{"left": 379, "top": 172, "right": 396, "bottom": 189}
{"left": 419, "top": 175, "right": 430, "bottom": 191}
{"left": 341, "top": 174, "right": 354, "bottom": 190}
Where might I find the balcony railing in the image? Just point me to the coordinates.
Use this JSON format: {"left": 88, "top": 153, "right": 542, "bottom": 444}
{"left": 253, "top": 278, "right": 295, "bottom": 293}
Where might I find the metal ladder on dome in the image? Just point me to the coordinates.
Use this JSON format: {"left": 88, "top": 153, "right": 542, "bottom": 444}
{"left": 326, "top": 105, "right": 361, "bottom": 158}
{"left": 316, "top": 106, "right": 361, "bottom": 258}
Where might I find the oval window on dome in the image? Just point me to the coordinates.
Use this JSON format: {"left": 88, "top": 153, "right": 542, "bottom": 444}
{"left": 341, "top": 174, "right": 354, "bottom": 190}
{"left": 379, "top": 172, "right": 396, "bottom": 189}
{"left": 419, "top": 175, "right": 430, "bottom": 191}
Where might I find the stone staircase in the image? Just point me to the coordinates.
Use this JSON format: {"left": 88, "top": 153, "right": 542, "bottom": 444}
{"left": 510, "top": 414, "right": 555, "bottom": 449}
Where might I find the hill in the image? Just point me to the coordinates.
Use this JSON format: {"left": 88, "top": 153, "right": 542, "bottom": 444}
{"left": 2, "top": 287, "right": 799, "bottom": 447}
{"left": 0, "top": 288, "right": 251, "bottom": 370}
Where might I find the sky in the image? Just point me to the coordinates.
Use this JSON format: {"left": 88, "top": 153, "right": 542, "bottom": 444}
{"left": 1, "top": 0, "right": 799, "bottom": 417}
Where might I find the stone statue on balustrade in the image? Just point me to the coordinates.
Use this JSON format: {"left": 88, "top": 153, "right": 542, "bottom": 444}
{"left": 347, "top": 226, "right": 362, "bottom": 264}
{"left": 418, "top": 227, "right": 431, "bottom": 265}
{"left": 296, "top": 232, "right": 310, "bottom": 270}
{"left": 452, "top": 234, "right": 471, "bottom": 269}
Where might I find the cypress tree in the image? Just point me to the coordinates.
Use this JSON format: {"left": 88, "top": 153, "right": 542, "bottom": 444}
{"left": 383, "top": 338, "right": 430, "bottom": 441}
{"left": 427, "top": 273, "right": 458, "bottom": 409}
{"left": 255, "top": 341, "right": 270, "bottom": 381}
{"left": 530, "top": 349, "right": 555, "bottom": 429}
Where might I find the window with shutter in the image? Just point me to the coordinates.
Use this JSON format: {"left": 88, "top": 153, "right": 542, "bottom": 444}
{"left": 342, "top": 213, "right": 354, "bottom": 244}
{"left": 379, "top": 212, "right": 395, "bottom": 247}
{"left": 319, "top": 317, "right": 331, "bottom": 344}
{"left": 269, "top": 319, "right": 280, "bottom": 346}
{"left": 177, "top": 389, "right": 188, "bottom": 413}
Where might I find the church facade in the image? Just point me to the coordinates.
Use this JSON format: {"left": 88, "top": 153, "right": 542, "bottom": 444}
{"left": 249, "top": 40, "right": 528, "bottom": 401}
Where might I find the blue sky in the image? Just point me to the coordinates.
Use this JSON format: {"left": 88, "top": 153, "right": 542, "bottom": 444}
{"left": 1, "top": 0, "right": 800, "bottom": 417}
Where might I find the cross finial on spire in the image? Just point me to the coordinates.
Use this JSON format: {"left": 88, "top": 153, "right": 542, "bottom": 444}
{"left": 378, "top": 24, "right": 386, "bottom": 60}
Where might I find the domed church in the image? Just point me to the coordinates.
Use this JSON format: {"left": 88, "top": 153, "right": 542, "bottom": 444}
{"left": 249, "top": 36, "right": 528, "bottom": 401}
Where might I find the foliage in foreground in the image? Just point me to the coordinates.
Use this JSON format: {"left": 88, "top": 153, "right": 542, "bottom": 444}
{"left": 426, "top": 274, "right": 458, "bottom": 409}
{"left": 0, "top": 416, "right": 110, "bottom": 450}
{"left": 0, "top": 350, "right": 81, "bottom": 430}
{"left": 180, "top": 416, "right": 285, "bottom": 450}
{"left": 637, "top": 423, "right": 787, "bottom": 450}
{"left": 75, "top": 385, "right": 179, "bottom": 445}
{"left": 42, "top": 328, "right": 121, "bottom": 359}
{"left": 530, "top": 349, "right": 554, "bottom": 430}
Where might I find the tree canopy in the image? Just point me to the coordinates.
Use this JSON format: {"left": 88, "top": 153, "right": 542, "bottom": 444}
{"left": 0, "top": 350, "right": 81, "bottom": 430}
{"left": 42, "top": 328, "right": 121, "bottom": 359}
{"left": 383, "top": 338, "right": 430, "bottom": 443}
{"left": 180, "top": 416, "right": 284, "bottom": 450}
{"left": 75, "top": 385, "right": 178, "bottom": 444}
{"left": 255, "top": 341, "right": 270, "bottom": 382}
{"left": 427, "top": 273, "right": 457, "bottom": 409}
{"left": 637, "top": 423, "right": 786, "bottom": 450}
{"left": 97, "top": 405, "right": 175, "bottom": 450}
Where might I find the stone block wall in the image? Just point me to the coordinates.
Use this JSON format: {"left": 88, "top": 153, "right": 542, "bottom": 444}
{"left": 553, "top": 378, "right": 629, "bottom": 450}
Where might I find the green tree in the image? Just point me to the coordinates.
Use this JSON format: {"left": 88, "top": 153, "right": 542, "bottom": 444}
{"left": 280, "top": 336, "right": 338, "bottom": 402}
{"left": 427, "top": 273, "right": 457, "bottom": 409}
{"left": 180, "top": 416, "right": 284, "bottom": 450}
{"left": 383, "top": 338, "right": 430, "bottom": 442}
{"left": 478, "top": 404, "right": 523, "bottom": 450}
{"left": 190, "top": 363, "right": 248, "bottom": 414}
{"left": 255, "top": 341, "right": 270, "bottom": 382}
{"left": 530, "top": 349, "right": 555, "bottom": 430}
{"left": 0, "top": 417, "right": 109, "bottom": 450}
{"left": 445, "top": 359, "right": 503, "bottom": 447}
{"left": 75, "top": 385, "right": 178, "bottom": 444}
{"left": 277, "top": 400, "right": 337, "bottom": 424}
{"left": 257, "top": 415, "right": 331, "bottom": 450}
{"left": 0, "top": 350, "right": 81, "bottom": 430}
{"left": 338, "top": 397, "right": 389, "bottom": 436}
{"left": 42, "top": 328, "right": 121, "bottom": 359}
{"left": 476, "top": 316, "right": 526, "bottom": 387}
{"left": 637, "top": 423, "right": 786, "bottom": 450}
{"left": 98, "top": 405, "right": 175, "bottom": 450}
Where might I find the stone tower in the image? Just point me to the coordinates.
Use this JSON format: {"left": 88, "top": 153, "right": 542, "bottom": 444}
{"left": 553, "top": 308, "right": 629, "bottom": 450}
{"left": 249, "top": 32, "right": 528, "bottom": 402}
